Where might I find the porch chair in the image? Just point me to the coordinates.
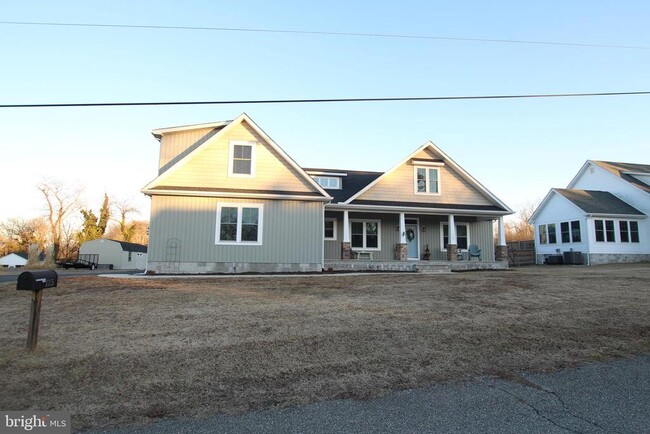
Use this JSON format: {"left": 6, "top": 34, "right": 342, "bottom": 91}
{"left": 468, "top": 244, "right": 482, "bottom": 261}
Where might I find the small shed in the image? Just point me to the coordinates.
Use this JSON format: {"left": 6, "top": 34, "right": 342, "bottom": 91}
{"left": 79, "top": 239, "right": 148, "bottom": 270}
{"left": 0, "top": 252, "right": 28, "bottom": 268}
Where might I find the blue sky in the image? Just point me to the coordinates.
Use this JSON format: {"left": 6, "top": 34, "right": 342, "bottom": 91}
{"left": 1, "top": 1, "right": 648, "bottom": 222}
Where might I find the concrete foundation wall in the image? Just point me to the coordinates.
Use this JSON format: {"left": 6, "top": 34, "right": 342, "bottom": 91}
{"left": 147, "top": 261, "right": 322, "bottom": 274}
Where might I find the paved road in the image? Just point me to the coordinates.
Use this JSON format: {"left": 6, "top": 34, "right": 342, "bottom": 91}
{"left": 87, "top": 355, "right": 649, "bottom": 433}
{"left": 0, "top": 269, "right": 141, "bottom": 284}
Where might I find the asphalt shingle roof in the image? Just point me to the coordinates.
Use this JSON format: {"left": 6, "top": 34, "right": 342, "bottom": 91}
{"left": 555, "top": 189, "right": 645, "bottom": 216}
{"left": 592, "top": 161, "right": 650, "bottom": 194}
{"left": 303, "top": 168, "right": 383, "bottom": 203}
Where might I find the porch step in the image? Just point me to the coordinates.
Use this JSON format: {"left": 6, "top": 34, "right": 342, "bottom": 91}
{"left": 415, "top": 264, "right": 451, "bottom": 274}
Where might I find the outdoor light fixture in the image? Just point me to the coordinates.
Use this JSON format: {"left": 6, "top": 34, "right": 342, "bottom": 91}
{"left": 422, "top": 226, "right": 427, "bottom": 232}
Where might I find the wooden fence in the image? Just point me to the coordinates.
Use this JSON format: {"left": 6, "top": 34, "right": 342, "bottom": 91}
{"left": 506, "top": 240, "right": 535, "bottom": 266}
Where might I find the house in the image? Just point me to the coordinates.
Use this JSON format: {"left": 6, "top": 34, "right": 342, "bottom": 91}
{"left": 0, "top": 252, "right": 28, "bottom": 268}
{"left": 530, "top": 161, "right": 649, "bottom": 265}
{"left": 79, "top": 239, "right": 148, "bottom": 270}
{"left": 142, "top": 113, "right": 513, "bottom": 274}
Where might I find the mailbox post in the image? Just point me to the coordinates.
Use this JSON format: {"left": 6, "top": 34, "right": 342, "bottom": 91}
{"left": 16, "top": 270, "right": 58, "bottom": 351}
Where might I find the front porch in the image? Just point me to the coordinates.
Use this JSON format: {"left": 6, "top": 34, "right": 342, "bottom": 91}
{"left": 324, "top": 259, "right": 508, "bottom": 273}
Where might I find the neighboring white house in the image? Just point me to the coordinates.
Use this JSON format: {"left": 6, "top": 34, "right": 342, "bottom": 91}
{"left": 531, "top": 161, "right": 649, "bottom": 265}
{"left": 79, "top": 239, "right": 148, "bottom": 270}
{"left": 0, "top": 252, "right": 28, "bottom": 268}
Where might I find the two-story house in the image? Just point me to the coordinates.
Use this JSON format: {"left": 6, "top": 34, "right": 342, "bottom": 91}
{"left": 142, "top": 113, "right": 512, "bottom": 274}
{"left": 530, "top": 161, "right": 649, "bottom": 265}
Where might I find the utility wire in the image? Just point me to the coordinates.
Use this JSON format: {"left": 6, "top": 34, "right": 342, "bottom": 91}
{"left": 1, "top": 91, "right": 649, "bottom": 109}
{"left": 1, "top": 20, "right": 649, "bottom": 50}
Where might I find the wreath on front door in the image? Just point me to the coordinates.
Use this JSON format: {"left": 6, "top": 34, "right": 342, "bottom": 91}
{"left": 406, "top": 228, "right": 415, "bottom": 241}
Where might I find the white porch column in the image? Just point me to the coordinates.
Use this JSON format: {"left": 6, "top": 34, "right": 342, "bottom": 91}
{"left": 448, "top": 214, "right": 457, "bottom": 245}
{"left": 399, "top": 212, "right": 407, "bottom": 244}
{"left": 498, "top": 216, "right": 506, "bottom": 245}
{"left": 343, "top": 211, "right": 350, "bottom": 243}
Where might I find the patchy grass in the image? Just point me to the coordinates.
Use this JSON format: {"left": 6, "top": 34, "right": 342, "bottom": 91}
{"left": 1, "top": 264, "right": 648, "bottom": 431}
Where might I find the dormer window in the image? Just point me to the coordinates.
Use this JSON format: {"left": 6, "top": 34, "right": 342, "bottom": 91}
{"left": 414, "top": 167, "right": 440, "bottom": 194}
{"left": 312, "top": 176, "right": 341, "bottom": 190}
{"left": 229, "top": 140, "right": 256, "bottom": 177}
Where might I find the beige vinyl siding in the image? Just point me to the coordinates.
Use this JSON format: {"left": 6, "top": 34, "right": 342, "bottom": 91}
{"left": 159, "top": 127, "right": 216, "bottom": 172}
{"left": 357, "top": 148, "right": 494, "bottom": 206}
{"left": 149, "top": 195, "right": 323, "bottom": 264}
{"left": 161, "top": 121, "right": 318, "bottom": 194}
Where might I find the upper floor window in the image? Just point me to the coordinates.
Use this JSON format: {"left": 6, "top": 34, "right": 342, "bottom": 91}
{"left": 414, "top": 167, "right": 440, "bottom": 195}
{"left": 229, "top": 141, "right": 256, "bottom": 177}
{"left": 313, "top": 176, "right": 341, "bottom": 189}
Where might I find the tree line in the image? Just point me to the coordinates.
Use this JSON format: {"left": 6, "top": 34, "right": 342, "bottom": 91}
{"left": 1, "top": 180, "right": 148, "bottom": 262}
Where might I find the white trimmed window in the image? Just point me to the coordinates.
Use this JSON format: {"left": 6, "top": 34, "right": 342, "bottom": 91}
{"left": 594, "top": 219, "right": 615, "bottom": 242}
{"left": 324, "top": 219, "right": 337, "bottom": 240}
{"left": 313, "top": 176, "right": 341, "bottom": 189}
{"left": 350, "top": 220, "right": 380, "bottom": 250}
{"left": 414, "top": 167, "right": 440, "bottom": 195}
{"left": 441, "top": 223, "right": 469, "bottom": 250}
{"left": 216, "top": 203, "right": 263, "bottom": 245}
{"left": 619, "top": 220, "right": 640, "bottom": 243}
{"left": 228, "top": 141, "right": 256, "bottom": 177}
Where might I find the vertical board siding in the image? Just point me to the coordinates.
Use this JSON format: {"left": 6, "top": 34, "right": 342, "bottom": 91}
{"left": 321, "top": 212, "right": 496, "bottom": 261}
{"left": 150, "top": 196, "right": 323, "bottom": 264}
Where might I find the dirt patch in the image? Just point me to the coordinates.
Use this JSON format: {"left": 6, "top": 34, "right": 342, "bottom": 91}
{"left": 1, "top": 264, "right": 648, "bottom": 431}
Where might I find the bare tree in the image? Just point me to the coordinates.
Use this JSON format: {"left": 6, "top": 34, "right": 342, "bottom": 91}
{"left": 111, "top": 199, "right": 139, "bottom": 242}
{"left": 0, "top": 217, "right": 48, "bottom": 256}
{"left": 505, "top": 201, "right": 538, "bottom": 242}
{"left": 38, "top": 180, "right": 83, "bottom": 260}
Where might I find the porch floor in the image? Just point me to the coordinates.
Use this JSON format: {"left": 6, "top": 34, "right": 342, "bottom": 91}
{"left": 324, "top": 259, "right": 508, "bottom": 273}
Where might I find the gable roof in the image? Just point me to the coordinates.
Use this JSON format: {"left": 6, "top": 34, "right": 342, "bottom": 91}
{"left": 591, "top": 161, "right": 650, "bottom": 194}
{"left": 343, "top": 141, "right": 512, "bottom": 213}
{"left": 143, "top": 113, "right": 331, "bottom": 200}
{"left": 303, "top": 168, "right": 382, "bottom": 203}
{"left": 568, "top": 160, "right": 650, "bottom": 194}
{"left": 115, "top": 241, "right": 148, "bottom": 253}
{"left": 555, "top": 189, "right": 644, "bottom": 216}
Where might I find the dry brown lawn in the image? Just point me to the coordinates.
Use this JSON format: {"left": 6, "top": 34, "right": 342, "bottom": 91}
{"left": 1, "top": 264, "right": 649, "bottom": 431}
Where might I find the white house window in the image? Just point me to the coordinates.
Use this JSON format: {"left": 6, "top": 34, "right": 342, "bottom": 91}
{"left": 216, "top": 203, "right": 263, "bottom": 245}
{"left": 620, "top": 221, "right": 640, "bottom": 243}
{"left": 539, "top": 224, "right": 547, "bottom": 244}
{"left": 350, "top": 220, "right": 380, "bottom": 250}
{"left": 571, "top": 220, "right": 582, "bottom": 243}
{"left": 312, "top": 176, "right": 341, "bottom": 189}
{"left": 594, "top": 219, "right": 615, "bottom": 242}
{"left": 441, "top": 223, "right": 469, "bottom": 250}
{"left": 229, "top": 141, "right": 256, "bottom": 177}
{"left": 560, "top": 220, "right": 582, "bottom": 243}
{"left": 547, "top": 223, "right": 557, "bottom": 244}
{"left": 414, "top": 167, "right": 440, "bottom": 194}
{"left": 324, "top": 219, "right": 337, "bottom": 240}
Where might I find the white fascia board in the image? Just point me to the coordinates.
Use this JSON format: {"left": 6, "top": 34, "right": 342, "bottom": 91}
{"left": 305, "top": 171, "right": 348, "bottom": 177}
{"left": 586, "top": 213, "right": 647, "bottom": 219}
{"left": 236, "top": 113, "right": 331, "bottom": 198}
{"left": 566, "top": 160, "right": 592, "bottom": 189}
{"left": 141, "top": 188, "right": 333, "bottom": 202}
{"left": 344, "top": 141, "right": 513, "bottom": 214}
{"left": 529, "top": 188, "right": 589, "bottom": 224}
{"left": 143, "top": 113, "right": 330, "bottom": 199}
{"left": 326, "top": 203, "right": 510, "bottom": 217}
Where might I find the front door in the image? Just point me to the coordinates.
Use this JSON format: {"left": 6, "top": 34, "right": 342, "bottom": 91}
{"left": 405, "top": 220, "right": 419, "bottom": 260}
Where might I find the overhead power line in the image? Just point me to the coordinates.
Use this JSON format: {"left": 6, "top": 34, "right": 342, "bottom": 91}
{"left": 1, "top": 91, "right": 649, "bottom": 109}
{"left": 1, "top": 20, "right": 649, "bottom": 50}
